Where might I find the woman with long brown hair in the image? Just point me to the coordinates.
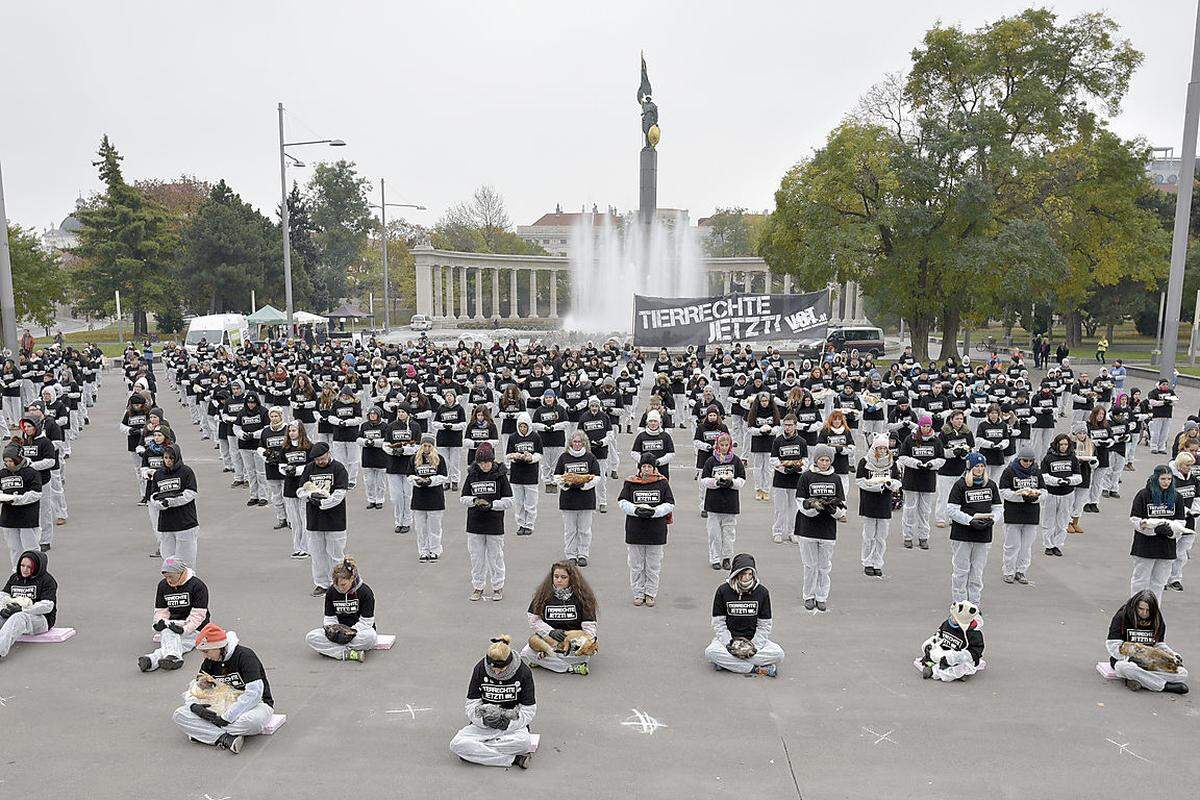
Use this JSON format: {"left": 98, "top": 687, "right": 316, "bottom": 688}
{"left": 280, "top": 420, "right": 313, "bottom": 559}
{"left": 519, "top": 560, "right": 597, "bottom": 675}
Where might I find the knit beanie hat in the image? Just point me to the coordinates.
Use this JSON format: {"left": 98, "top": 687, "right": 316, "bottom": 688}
{"left": 475, "top": 442, "right": 495, "bottom": 463}
{"left": 811, "top": 443, "right": 835, "bottom": 465}
{"left": 965, "top": 452, "right": 986, "bottom": 469}
{"left": 160, "top": 557, "right": 187, "bottom": 575}
{"left": 310, "top": 441, "right": 331, "bottom": 459}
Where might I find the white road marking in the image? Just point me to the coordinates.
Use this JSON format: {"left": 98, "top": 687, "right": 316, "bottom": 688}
{"left": 621, "top": 708, "right": 668, "bottom": 734}
{"left": 862, "top": 726, "right": 896, "bottom": 745}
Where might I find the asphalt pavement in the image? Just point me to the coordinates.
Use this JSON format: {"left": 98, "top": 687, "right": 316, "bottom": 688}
{"left": 0, "top": 368, "right": 1196, "bottom": 800}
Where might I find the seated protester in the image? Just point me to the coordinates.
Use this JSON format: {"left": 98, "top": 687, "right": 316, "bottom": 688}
{"left": 172, "top": 623, "right": 274, "bottom": 755}
{"left": 699, "top": 432, "right": 746, "bottom": 571}
{"left": 520, "top": 561, "right": 597, "bottom": 675}
{"left": 150, "top": 444, "right": 200, "bottom": 568}
{"left": 449, "top": 635, "right": 537, "bottom": 769}
{"left": 0, "top": 443, "right": 42, "bottom": 569}
{"left": 796, "top": 443, "right": 847, "bottom": 612}
{"left": 916, "top": 601, "right": 985, "bottom": 682}
{"left": 947, "top": 453, "right": 1001, "bottom": 606}
{"left": 998, "top": 445, "right": 1045, "bottom": 585}
{"left": 1128, "top": 465, "right": 1188, "bottom": 602}
{"left": 140, "top": 557, "right": 209, "bottom": 673}
{"left": 617, "top": 452, "right": 675, "bottom": 607}
{"left": 704, "top": 553, "right": 784, "bottom": 677}
{"left": 0, "top": 549, "right": 57, "bottom": 659}
{"left": 1105, "top": 590, "right": 1188, "bottom": 694}
{"left": 460, "top": 443, "right": 515, "bottom": 602}
{"left": 305, "top": 556, "right": 376, "bottom": 663}
{"left": 631, "top": 409, "right": 675, "bottom": 482}
{"left": 553, "top": 432, "right": 601, "bottom": 567}
{"left": 855, "top": 434, "right": 901, "bottom": 577}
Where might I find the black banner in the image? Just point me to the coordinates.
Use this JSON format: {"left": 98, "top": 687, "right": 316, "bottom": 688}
{"left": 633, "top": 290, "right": 831, "bottom": 347}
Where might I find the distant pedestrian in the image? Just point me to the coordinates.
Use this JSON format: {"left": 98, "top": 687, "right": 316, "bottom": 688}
{"left": 1055, "top": 343, "right": 1069, "bottom": 364}
{"left": 1096, "top": 337, "right": 1108, "bottom": 365}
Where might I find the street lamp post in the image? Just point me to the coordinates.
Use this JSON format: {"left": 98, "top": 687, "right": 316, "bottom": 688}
{"left": 277, "top": 101, "right": 345, "bottom": 334}
{"left": 371, "top": 178, "right": 424, "bottom": 331}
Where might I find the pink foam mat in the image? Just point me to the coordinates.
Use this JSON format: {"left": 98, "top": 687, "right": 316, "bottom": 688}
{"left": 18, "top": 626, "right": 75, "bottom": 643}
{"left": 262, "top": 714, "right": 287, "bottom": 734}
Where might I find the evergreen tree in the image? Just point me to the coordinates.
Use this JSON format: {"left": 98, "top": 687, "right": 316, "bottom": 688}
{"left": 307, "top": 161, "right": 372, "bottom": 311}
{"left": 72, "top": 136, "right": 178, "bottom": 334}
{"left": 179, "top": 180, "right": 278, "bottom": 314}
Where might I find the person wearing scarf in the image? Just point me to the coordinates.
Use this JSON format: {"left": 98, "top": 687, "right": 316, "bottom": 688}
{"left": 898, "top": 414, "right": 946, "bottom": 549}
{"left": 856, "top": 434, "right": 901, "bottom": 577}
{"left": 519, "top": 560, "right": 597, "bottom": 675}
{"left": 553, "top": 431, "right": 601, "bottom": 567}
{"left": 704, "top": 553, "right": 784, "bottom": 677}
{"left": 947, "top": 452, "right": 1001, "bottom": 605}
{"left": 999, "top": 444, "right": 1045, "bottom": 585}
{"left": 450, "top": 635, "right": 537, "bottom": 768}
{"left": 1167, "top": 451, "right": 1200, "bottom": 592}
{"left": 1129, "top": 464, "right": 1188, "bottom": 601}
{"left": 796, "top": 444, "right": 846, "bottom": 611}
{"left": 617, "top": 453, "right": 675, "bottom": 607}
{"left": 305, "top": 555, "right": 377, "bottom": 662}
{"left": 699, "top": 432, "right": 746, "bottom": 571}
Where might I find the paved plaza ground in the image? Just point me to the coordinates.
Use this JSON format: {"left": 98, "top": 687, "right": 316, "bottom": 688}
{"left": 1, "top": 365, "right": 1197, "bottom": 800}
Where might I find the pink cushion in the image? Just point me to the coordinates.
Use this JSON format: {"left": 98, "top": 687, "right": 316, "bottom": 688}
{"left": 262, "top": 714, "right": 287, "bottom": 734}
{"left": 1096, "top": 661, "right": 1119, "bottom": 680}
{"left": 528, "top": 733, "right": 539, "bottom": 753}
{"left": 18, "top": 626, "right": 75, "bottom": 643}
{"left": 374, "top": 634, "right": 395, "bottom": 651}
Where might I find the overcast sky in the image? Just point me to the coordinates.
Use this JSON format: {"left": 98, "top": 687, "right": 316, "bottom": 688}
{"left": 0, "top": 1, "right": 1194, "bottom": 233}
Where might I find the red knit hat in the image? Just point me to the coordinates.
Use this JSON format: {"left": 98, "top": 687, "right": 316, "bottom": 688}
{"left": 195, "top": 623, "right": 228, "bottom": 651}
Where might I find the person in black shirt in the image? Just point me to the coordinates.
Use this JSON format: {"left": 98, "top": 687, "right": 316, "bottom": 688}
{"left": 0, "top": 549, "right": 57, "bottom": 658}
{"left": 383, "top": 404, "right": 422, "bottom": 533}
{"left": 553, "top": 431, "right": 601, "bottom": 566}
{"left": 1104, "top": 590, "right": 1187, "bottom": 693}
{"left": 1129, "top": 465, "right": 1188, "bottom": 602}
{"left": 855, "top": 434, "right": 901, "bottom": 577}
{"left": 704, "top": 553, "right": 783, "bottom": 676}
{"left": 998, "top": 444, "right": 1045, "bottom": 585}
{"left": 519, "top": 560, "right": 597, "bottom": 675}
{"left": 916, "top": 601, "right": 985, "bottom": 682}
{"left": 450, "top": 635, "right": 537, "bottom": 768}
{"left": 460, "top": 443, "right": 514, "bottom": 601}
{"left": 617, "top": 453, "right": 675, "bottom": 607}
{"left": 150, "top": 444, "right": 200, "bottom": 567}
{"left": 297, "top": 442, "right": 350, "bottom": 596}
{"left": 305, "top": 556, "right": 377, "bottom": 662}
{"left": 947, "top": 452, "right": 1001, "bottom": 605}
{"left": 172, "top": 622, "right": 275, "bottom": 754}
{"left": 769, "top": 414, "right": 807, "bottom": 544}
{"left": 699, "top": 432, "right": 746, "bottom": 571}
{"left": 796, "top": 444, "right": 846, "bottom": 611}
{"left": 409, "top": 435, "right": 448, "bottom": 562}
{"left": 0, "top": 443, "right": 42, "bottom": 569}
{"left": 140, "top": 557, "right": 209, "bottom": 673}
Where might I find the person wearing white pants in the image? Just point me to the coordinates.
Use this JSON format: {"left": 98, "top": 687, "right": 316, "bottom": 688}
{"left": 1128, "top": 464, "right": 1188, "bottom": 602}
{"left": 796, "top": 445, "right": 846, "bottom": 610}
{"left": 1040, "top": 434, "right": 1082, "bottom": 555}
{"left": 297, "top": 443, "right": 350, "bottom": 595}
{"left": 233, "top": 394, "right": 268, "bottom": 504}
{"left": 383, "top": 408, "right": 422, "bottom": 533}
{"left": 855, "top": 435, "right": 901, "bottom": 576}
{"left": 460, "top": 444, "right": 514, "bottom": 600}
{"left": 450, "top": 636, "right": 537, "bottom": 768}
{"left": 936, "top": 412, "right": 974, "bottom": 527}
{"left": 409, "top": 437, "right": 448, "bottom": 562}
{"left": 554, "top": 432, "right": 601, "bottom": 564}
{"left": 519, "top": 561, "right": 597, "bottom": 676}
{"left": 1105, "top": 591, "right": 1189, "bottom": 694}
{"left": 278, "top": 422, "right": 312, "bottom": 558}
{"left": 769, "top": 416, "right": 806, "bottom": 544}
{"left": 139, "top": 558, "right": 208, "bottom": 673}
{"left": 305, "top": 557, "right": 377, "bottom": 662}
{"left": 699, "top": 432, "right": 746, "bottom": 570}
{"left": 356, "top": 407, "right": 390, "bottom": 509}
{"left": 0, "top": 549, "right": 56, "bottom": 659}
{"left": 328, "top": 387, "right": 364, "bottom": 489}
{"left": 946, "top": 454, "right": 1001, "bottom": 605}
{"left": 150, "top": 444, "right": 200, "bottom": 567}
{"left": 618, "top": 454, "right": 675, "bottom": 606}
{"left": 505, "top": 413, "right": 543, "bottom": 536}
{"left": 999, "top": 446, "right": 1045, "bottom": 584}
{"left": 0, "top": 442, "right": 43, "bottom": 569}
{"left": 172, "top": 624, "right": 275, "bottom": 754}
{"left": 1146, "top": 380, "right": 1176, "bottom": 453}
{"left": 704, "top": 553, "right": 784, "bottom": 677}
{"left": 1166, "top": 451, "right": 1200, "bottom": 592}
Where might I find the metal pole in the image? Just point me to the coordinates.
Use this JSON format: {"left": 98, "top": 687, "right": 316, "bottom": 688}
{"left": 380, "top": 178, "right": 390, "bottom": 330}
{"left": 278, "top": 102, "right": 295, "bottom": 335}
{"left": 251, "top": 289, "right": 256, "bottom": 314}
{"left": 115, "top": 290, "right": 123, "bottom": 346}
{"left": 0, "top": 162, "right": 18, "bottom": 352}
{"left": 1191, "top": 288, "right": 1200, "bottom": 365}
{"left": 1155, "top": 291, "right": 1166, "bottom": 365}
{"left": 1161, "top": 0, "right": 1200, "bottom": 379}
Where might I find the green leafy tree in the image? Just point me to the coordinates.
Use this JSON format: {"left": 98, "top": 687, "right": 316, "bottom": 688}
{"left": 72, "top": 136, "right": 179, "bottom": 335}
{"left": 179, "top": 180, "right": 278, "bottom": 314}
{"left": 6, "top": 225, "right": 66, "bottom": 328}
{"left": 307, "top": 161, "right": 372, "bottom": 311}
{"left": 702, "top": 207, "right": 764, "bottom": 257}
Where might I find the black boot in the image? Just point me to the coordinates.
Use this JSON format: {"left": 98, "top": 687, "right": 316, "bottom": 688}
{"left": 1163, "top": 682, "right": 1190, "bottom": 694}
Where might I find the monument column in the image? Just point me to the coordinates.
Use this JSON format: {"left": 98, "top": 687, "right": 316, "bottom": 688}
{"left": 855, "top": 282, "right": 866, "bottom": 321}
{"left": 529, "top": 269, "right": 539, "bottom": 318}
{"left": 474, "top": 269, "right": 485, "bottom": 320}
{"left": 723, "top": 272, "right": 732, "bottom": 295}
{"left": 445, "top": 266, "right": 455, "bottom": 321}
{"left": 783, "top": 274, "right": 792, "bottom": 294}
{"left": 549, "top": 270, "right": 559, "bottom": 318}
{"left": 491, "top": 269, "right": 501, "bottom": 320}
{"left": 433, "top": 263, "right": 443, "bottom": 318}
{"left": 509, "top": 269, "right": 519, "bottom": 318}
{"left": 743, "top": 272, "right": 753, "bottom": 293}
{"left": 414, "top": 249, "right": 434, "bottom": 318}
{"left": 459, "top": 267, "right": 469, "bottom": 319}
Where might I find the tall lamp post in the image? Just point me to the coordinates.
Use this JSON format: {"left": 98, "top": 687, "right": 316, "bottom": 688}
{"left": 370, "top": 177, "right": 425, "bottom": 330}
{"left": 278, "top": 101, "right": 345, "bottom": 334}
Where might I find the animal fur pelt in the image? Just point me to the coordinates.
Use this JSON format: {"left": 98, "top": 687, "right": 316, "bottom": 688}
{"left": 1120, "top": 642, "right": 1181, "bottom": 673}
{"left": 527, "top": 630, "right": 599, "bottom": 658}
{"left": 188, "top": 672, "right": 243, "bottom": 716}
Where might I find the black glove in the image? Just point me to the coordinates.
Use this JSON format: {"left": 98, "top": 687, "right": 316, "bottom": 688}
{"left": 938, "top": 656, "right": 950, "bottom": 670}
{"left": 152, "top": 619, "right": 168, "bottom": 632}
{"left": 168, "top": 621, "right": 184, "bottom": 635}
{"left": 716, "top": 477, "right": 733, "bottom": 489}
{"left": 969, "top": 517, "right": 990, "bottom": 529}
{"left": 548, "top": 629, "right": 567, "bottom": 643}
{"left": 0, "top": 605, "right": 14, "bottom": 619}
{"left": 1155, "top": 522, "right": 1175, "bottom": 537}
{"left": 415, "top": 477, "right": 431, "bottom": 487}
{"left": 634, "top": 506, "right": 655, "bottom": 518}
{"left": 190, "top": 703, "right": 229, "bottom": 727}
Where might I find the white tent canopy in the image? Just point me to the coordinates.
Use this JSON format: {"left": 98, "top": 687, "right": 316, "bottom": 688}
{"left": 292, "top": 311, "right": 327, "bottom": 326}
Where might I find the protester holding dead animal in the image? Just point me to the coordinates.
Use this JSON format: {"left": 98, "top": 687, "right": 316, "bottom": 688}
{"left": 305, "top": 556, "right": 376, "bottom": 663}
{"left": 520, "top": 560, "right": 597, "bottom": 675}
{"left": 450, "top": 634, "right": 537, "bottom": 769}
{"left": 1105, "top": 590, "right": 1188, "bottom": 694}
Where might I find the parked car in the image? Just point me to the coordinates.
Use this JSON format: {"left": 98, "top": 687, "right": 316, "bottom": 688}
{"left": 796, "top": 325, "right": 885, "bottom": 358}
{"left": 409, "top": 314, "right": 432, "bottom": 332}
{"left": 184, "top": 313, "right": 249, "bottom": 353}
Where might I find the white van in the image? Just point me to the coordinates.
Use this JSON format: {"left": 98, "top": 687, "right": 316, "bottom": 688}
{"left": 409, "top": 314, "right": 432, "bottom": 332}
{"left": 184, "top": 313, "right": 249, "bottom": 353}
